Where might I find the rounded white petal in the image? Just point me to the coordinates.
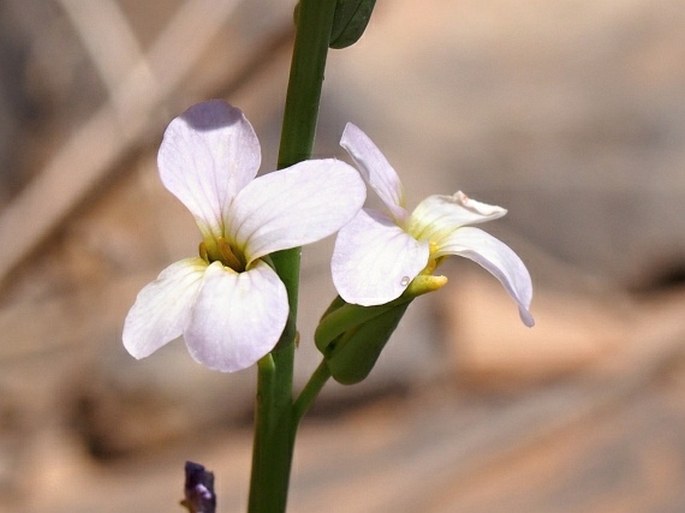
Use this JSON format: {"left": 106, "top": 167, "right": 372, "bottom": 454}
{"left": 436, "top": 227, "right": 534, "bottom": 327}
{"left": 158, "top": 100, "right": 261, "bottom": 238}
{"left": 340, "top": 123, "right": 408, "bottom": 222}
{"left": 184, "top": 260, "right": 288, "bottom": 372}
{"left": 408, "top": 191, "right": 507, "bottom": 241}
{"left": 332, "top": 209, "right": 429, "bottom": 306}
{"left": 123, "top": 257, "right": 207, "bottom": 358}
{"left": 229, "top": 159, "right": 366, "bottom": 263}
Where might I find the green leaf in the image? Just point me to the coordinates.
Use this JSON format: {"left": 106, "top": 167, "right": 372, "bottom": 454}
{"left": 329, "top": 0, "right": 377, "bottom": 49}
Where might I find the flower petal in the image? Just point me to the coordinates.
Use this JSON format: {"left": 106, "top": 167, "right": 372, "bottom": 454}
{"left": 184, "top": 260, "right": 288, "bottom": 372}
{"left": 332, "top": 209, "right": 429, "bottom": 306}
{"left": 340, "top": 123, "right": 408, "bottom": 222}
{"left": 123, "top": 257, "right": 207, "bottom": 358}
{"left": 157, "top": 100, "right": 261, "bottom": 239}
{"left": 229, "top": 158, "right": 366, "bottom": 263}
{"left": 436, "top": 227, "right": 534, "bottom": 327}
{"left": 408, "top": 191, "right": 507, "bottom": 241}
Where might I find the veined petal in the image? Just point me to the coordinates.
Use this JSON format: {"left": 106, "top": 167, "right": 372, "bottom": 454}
{"left": 157, "top": 100, "right": 261, "bottom": 239}
{"left": 332, "top": 209, "right": 429, "bottom": 306}
{"left": 408, "top": 191, "right": 507, "bottom": 241}
{"left": 340, "top": 123, "right": 408, "bottom": 223}
{"left": 184, "top": 260, "right": 288, "bottom": 372}
{"left": 123, "top": 257, "right": 207, "bottom": 358}
{"left": 229, "top": 159, "right": 366, "bottom": 263}
{"left": 436, "top": 227, "right": 534, "bottom": 327}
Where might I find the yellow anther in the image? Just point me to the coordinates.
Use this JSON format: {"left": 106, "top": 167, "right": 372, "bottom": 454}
{"left": 217, "top": 237, "right": 245, "bottom": 271}
{"left": 405, "top": 274, "right": 448, "bottom": 297}
{"left": 422, "top": 241, "right": 443, "bottom": 275}
{"left": 198, "top": 241, "right": 209, "bottom": 262}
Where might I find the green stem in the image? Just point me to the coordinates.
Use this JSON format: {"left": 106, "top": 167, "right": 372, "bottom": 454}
{"left": 247, "top": 2, "right": 338, "bottom": 513}
{"left": 293, "top": 360, "right": 332, "bottom": 426}
{"left": 247, "top": 349, "right": 294, "bottom": 513}
{"left": 277, "top": 0, "right": 338, "bottom": 169}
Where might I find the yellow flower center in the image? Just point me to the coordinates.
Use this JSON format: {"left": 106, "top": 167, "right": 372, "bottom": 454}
{"left": 199, "top": 236, "right": 246, "bottom": 272}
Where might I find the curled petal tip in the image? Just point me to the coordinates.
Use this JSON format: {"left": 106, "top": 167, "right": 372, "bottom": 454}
{"left": 454, "top": 191, "right": 507, "bottom": 218}
{"left": 520, "top": 308, "right": 535, "bottom": 328}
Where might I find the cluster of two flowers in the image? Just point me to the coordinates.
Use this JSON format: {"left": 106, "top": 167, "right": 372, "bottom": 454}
{"left": 123, "top": 100, "right": 534, "bottom": 373}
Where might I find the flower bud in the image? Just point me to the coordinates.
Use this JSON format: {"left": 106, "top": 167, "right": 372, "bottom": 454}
{"left": 329, "top": 0, "right": 377, "bottom": 49}
{"left": 325, "top": 301, "right": 409, "bottom": 384}
{"left": 315, "top": 273, "right": 445, "bottom": 384}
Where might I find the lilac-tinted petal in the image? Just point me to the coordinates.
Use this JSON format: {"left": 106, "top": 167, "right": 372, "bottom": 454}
{"left": 229, "top": 159, "right": 366, "bottom": 263}
{"left": 332, "top": 209, "right": 429, "bottom": 306}
{"left": 437, "top": 227, "right": 534, "bottom": 327}
{"left": 123, "top": 257, "right": 207, "bottom": 358}
{"left": 340, "top": 123, "right": 408, "bottom": 223}
{"left": 408, "top": 191, "right": 507, "bottom": 241}
{"left": 158, "top": 100, "right": 261, "bottom": 238}
{"left": 184, "top": 260, "right": 288, "bottom": 372}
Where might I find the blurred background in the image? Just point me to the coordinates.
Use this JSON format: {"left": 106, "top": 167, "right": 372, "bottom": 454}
{"left": 1, "top": 0, "right": 684, "bottom": 512}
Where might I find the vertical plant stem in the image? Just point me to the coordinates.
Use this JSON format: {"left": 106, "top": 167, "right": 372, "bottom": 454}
{"left": 278, "top": 1, "right": 338, "bottom": 169}
{"left": 248, "top": 352, "right": 293, "bottom": 513}
{"left": 247, "top": 1, "right": 338, "bottom": 512}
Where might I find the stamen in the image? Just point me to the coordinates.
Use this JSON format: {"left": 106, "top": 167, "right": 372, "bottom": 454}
{"left": 217, "top": 237, "right": 244, "bottom": 271}
{"left": 198, "top": 241, "right": 209, "bottom": 262}
{"left": 422, "top": 241, "right": 442, "bottom": 274}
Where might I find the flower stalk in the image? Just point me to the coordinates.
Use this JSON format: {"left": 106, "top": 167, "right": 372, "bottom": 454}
{"left": 248, "top": 1, "right": 339, "bottom": 512}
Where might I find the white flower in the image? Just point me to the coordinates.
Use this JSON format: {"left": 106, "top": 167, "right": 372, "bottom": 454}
{"left": 123, "top": 100, "right": 366, "bottom": 372}
{"left": 331, "top": 123, "right": 534, "bottom": 327}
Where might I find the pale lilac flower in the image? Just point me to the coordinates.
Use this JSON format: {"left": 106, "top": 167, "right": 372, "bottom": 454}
{"left": 332, "top": 123, "right": 534, "bottom": 327}
{"left": 123, "top": 101, "right": 366, "bottom": 372}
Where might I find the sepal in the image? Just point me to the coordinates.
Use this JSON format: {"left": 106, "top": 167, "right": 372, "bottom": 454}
{"left": 315, "top": 297, "right": 404, "bottom": 354}
{"left": 324, "top": 301, "right": 410, "bottom": 385}
{"left": 315, "top": 274, "right": 446, "bottom": 385}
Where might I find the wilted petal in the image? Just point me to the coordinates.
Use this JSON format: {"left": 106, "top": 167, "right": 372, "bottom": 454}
{"left": 436, "top": 227, "right": 534, "bottom": 327}
{"left": 184, "top": 260, "right": 288, "bottom": 372}
{"left": 123, "top": 257, "right": 207, "bottom": 358}
{"left": 340, "top": 123, "right": 408, "bottom": 223}
{"left": 332, "top": 209, "right": 429, "bottom": 306}
{"left": 230, "top": 159, "right": 366, "bottom": 263}
{"left": 158, "top": 100, "right": 261, "bottom": 238}
{"left": 408, "top": 191, "right": 507, "bottom": 241}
